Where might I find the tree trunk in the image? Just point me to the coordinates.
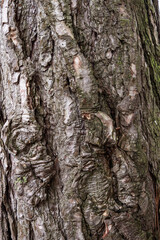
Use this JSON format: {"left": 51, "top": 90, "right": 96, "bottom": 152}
{"left": 0, "top": 0, "right": 160, "bottom": 239}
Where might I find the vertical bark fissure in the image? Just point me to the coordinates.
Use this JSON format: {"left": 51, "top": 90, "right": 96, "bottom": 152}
{"left": 135, "top": 1, "right": 160, "bottom": 109}
{"left": 134, "top": 3, "right": 160, "bottom": 237}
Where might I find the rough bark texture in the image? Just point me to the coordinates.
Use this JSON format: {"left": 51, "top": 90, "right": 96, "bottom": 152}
{"left": 0, "top": 0, "right": 160, "bottom": 239}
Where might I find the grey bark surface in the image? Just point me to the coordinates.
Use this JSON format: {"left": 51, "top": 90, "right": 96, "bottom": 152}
{"left": 0, "top": 0, "right": 160, "bottom": 239}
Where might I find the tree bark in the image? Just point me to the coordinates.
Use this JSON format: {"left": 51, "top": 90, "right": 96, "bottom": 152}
{"left": 0, "top": 0, "right": 160, "bottom": 239}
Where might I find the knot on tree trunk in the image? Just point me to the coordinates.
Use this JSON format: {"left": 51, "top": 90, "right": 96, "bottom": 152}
{"left": 1, "top": 115, "right": 55, "bottom": 206}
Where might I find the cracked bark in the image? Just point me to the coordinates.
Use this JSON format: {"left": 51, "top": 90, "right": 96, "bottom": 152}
{"left": 0, "top": 0, "right": 160, "bottom": 239}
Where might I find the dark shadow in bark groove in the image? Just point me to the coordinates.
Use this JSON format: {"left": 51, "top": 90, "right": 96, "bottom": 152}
{"left": 29, "top": 222, "right": 34, "bottom": 240}
{"left": 149, "top": 163, "right": 160, "bottom": 238}
{"left": 1, "top": 203, "right": 12, "bottom": 240}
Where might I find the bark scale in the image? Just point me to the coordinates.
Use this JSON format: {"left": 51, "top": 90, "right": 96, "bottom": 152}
{"left": 0, "top": 0, "right": 160, "bottom": 239}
